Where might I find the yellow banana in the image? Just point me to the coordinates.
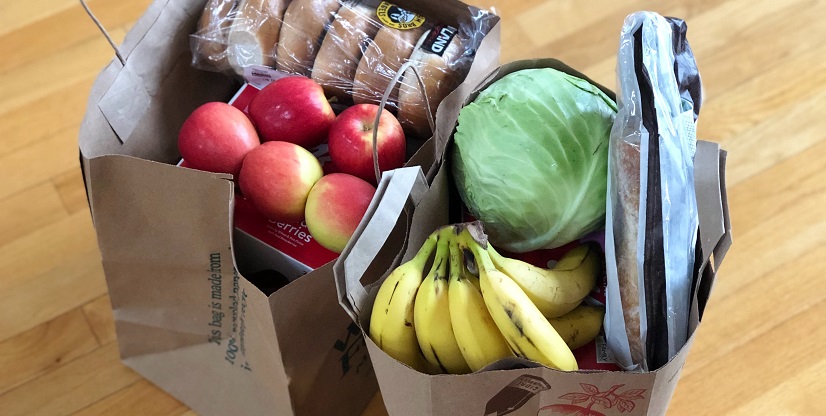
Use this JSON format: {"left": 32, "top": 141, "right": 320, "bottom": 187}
{"left": 448, "top": 238, "right": 514, "bottom": 372}
{"left": 548, "top": 304, "right": 605, "bottom": 350}
{"left": 413, "top": 232, "right": 471, "bottom": 374}
{"left": 487, "top": 242, "right": 601, "bottom": 319}
{"left": 370, "top": 230, "right": 439, "bottom": 373}
{"left": 458, "top": 228, "right": 578, "bottom": 371}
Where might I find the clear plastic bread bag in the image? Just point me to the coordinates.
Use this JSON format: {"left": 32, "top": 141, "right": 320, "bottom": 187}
{"left": 191, "top": 0, "right": 289, "bottom": 76}
{"left": 190, "top": 0, "right": 496, "bottom": 139}
{"left": 604, "top": 11, "right": 702, "bottom": 371}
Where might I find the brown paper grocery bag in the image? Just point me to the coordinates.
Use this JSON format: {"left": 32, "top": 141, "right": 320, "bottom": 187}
{"left": 77, "top": 0, "right": 501, "bottom": 414}
{"left": 334, "top": 60, "right": 732, "bottom": 416}
{"left": 78, "top": 0, "right": 378, "bottom": 413}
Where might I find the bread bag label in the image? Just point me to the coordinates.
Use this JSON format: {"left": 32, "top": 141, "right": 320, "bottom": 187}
{"left": 376, "top": 1, "right": 425, "bottom": 29}
{"left": 243, "top": 65, "right": 290, "bottom": 89}
{"left": 420, "top": 24, "right": 458, "bottom": 56}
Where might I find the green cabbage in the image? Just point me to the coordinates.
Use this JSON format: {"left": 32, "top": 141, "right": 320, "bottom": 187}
{"left": 452, "top": 68, "right": 617, "bottom": 252}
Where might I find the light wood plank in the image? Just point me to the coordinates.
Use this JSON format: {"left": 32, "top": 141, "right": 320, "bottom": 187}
{"left": 0, "top": 128, "right": 90, "bottom": 203}
{"left": 684, "top": 245, "right": 826, "bottom": 378}
{"left": 81, "top": 295, "right": 117, "bottom": 346}
{"left": 698, "top": 43, "right": 826, "bottom": 149}
{"left": 0, "top": 251, "right": 107, "bottom": 341}
{"left": 0, "top": 0, "right": 78, "bottom": 37}
{"left": 0, "top": 0, "right": 149, "bottom": 74}
{"left": 0, "top": 183, "right": 68, "bottom": 247}
{"left": 0, "top": 342, "right": 140, "bottom": 416}
{"left": 517, "top": 0, "right": 642, "bottom": 49}
{"left": 0, "top": 212, "right": 106, "bottom": 339}
{"left": 707, "top": 91, "right": 826, "bottom": 304}
{"left": 579, "top": 0, "right": 822, "bottom": 95}
{"left": 53, "top": 168, "right": 91, "bottom": 216}
{"left": 690, "top": 0, "right": 826, "bottom": 103}
{"left": 710, "top": 170, "right": 826, "bottom": 302}
{"left": 0, "top": 76, "right": 94, "bottom": 155}
{"left": 0, "top": 25, "right": 126, "bottom": 116}
{"left": 723, "top": 90, "right": 826, "bottom": 187}
{"left": 727, "top": 137, "right": 826, "bottom": 239}
{"left": 522, "top": 0, "right": 726, "bottom": 73}
{"left": 670, "top": 300, "right": 826, "bottom": 414}
{"left": 499, "top": 21, "right": 536, "bottom": 62}
{"left": 728, "top": 360, "right": 826, "bottom": 416}
{"left": 71, "top": 379, "right": 187, "bottom": 416}
{"left": 0, "top": 209, "right": 98, "bottom": 293}
{"left": 0, "top": 309, "right": 99, "bottom": 395}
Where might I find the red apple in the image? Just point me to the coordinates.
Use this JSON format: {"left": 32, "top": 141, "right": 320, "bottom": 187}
{"left": 178, "top": 102, "right": 259, "bottom": 177}
{"left": 238, "top": 141, "right": 323, "bottom": 222}
{"left": 304, "top": 173, "right": 376, "bottom": 253}
{"left": 327, "top": 104, "right": 406, "bottom": 185}
{"left": 247, "top": 76, "right": 335, "bottom": 148}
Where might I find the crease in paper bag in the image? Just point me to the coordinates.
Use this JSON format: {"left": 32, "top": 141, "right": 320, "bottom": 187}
{"left": 98, "top": 64, "right": 152, "bottom": 144}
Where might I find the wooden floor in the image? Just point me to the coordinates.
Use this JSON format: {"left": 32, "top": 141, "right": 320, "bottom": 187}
{"left": 1, "top": 0, "right": 824, "bottom": 414}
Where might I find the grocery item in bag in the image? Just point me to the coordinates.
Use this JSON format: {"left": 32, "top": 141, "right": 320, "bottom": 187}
{"left": 397, "top": 27, "right": 465, "bottom": 138}
{"left": 311, "top": 2, "right": 381, "bottom": 101}
{"left": 190, "top": 0, "right": 497, "bottom": 139}
{"left": 190, "top": 0, "right": 239, "bottom": 73}
{"left": 275, "top": 0, "right": 342, "bottom": 76}
{"left": 226, "top": 0, "right": 289, "bottom": 76}
{"left": 451, "top": 68, "right": 617, "bottom": 253}
{"left": 352, "top": 23, "right": 426, "bottom": 107}
{"left": 604, "top": 12, "right": 702, "bottom": 371}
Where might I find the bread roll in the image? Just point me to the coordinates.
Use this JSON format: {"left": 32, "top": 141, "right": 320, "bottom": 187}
{"left": 614, "top": 139, "right": 646, "bottom": 365}
{"left": 311, "top": 3, "right": 380, "bottom": 102}
{"left": 352, "top": 24, "right": 424, "bottom": 108}
{"left": 275, "top": 0, "right": 341, "bottom": 76}
{"left": 226, "top": 0, "right": 288, "bottom": 77}
{"left": 397, "top": 29, "right": 464, "bottom": 138}
{"left": 191, "top": 0, "right": 239, "bottom": 73}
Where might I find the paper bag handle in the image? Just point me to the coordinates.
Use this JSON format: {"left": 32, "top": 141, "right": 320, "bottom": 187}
{"left": 335, "top": 167, "right": 429, "bottom": 322}
{"left": 80, "top": 0, "right": 125, "bottom": 65}
{"left": 372, "top": 60, "right": 435, "bottom": 184}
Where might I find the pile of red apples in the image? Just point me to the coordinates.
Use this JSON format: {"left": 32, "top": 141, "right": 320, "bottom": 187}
{"left": 178, "top": 76, "right": 406, "bottom": 253}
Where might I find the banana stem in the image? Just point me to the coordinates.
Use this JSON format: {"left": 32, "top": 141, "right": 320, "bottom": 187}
{"left": 411, "top": 231, "right": 440, "bottom": 268}
{"left": 458, "top": 231, "right": 497, "bottom": 272}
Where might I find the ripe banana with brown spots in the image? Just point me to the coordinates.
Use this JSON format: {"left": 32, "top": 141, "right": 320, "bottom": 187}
{"left": 413, "top": 232, "right": 471, "bottom": 374}
{"left": 487, "top": 242, "right": 601, "bottom": 319}
{"left": 548, "top": 304, "right": 605, "bottom": 350}
{"left": 369, "top": 229, "right": 441, "bottom": 374}
{"left": 458, "top": 226, "right": 578, "bottom": 371}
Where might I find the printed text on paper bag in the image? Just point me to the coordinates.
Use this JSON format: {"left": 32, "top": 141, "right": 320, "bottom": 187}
{"left": 334, "top": 322, "right": 371, "bottom": 377}
{"left": 207, "top": 252, "right": 253, "bottom": 372}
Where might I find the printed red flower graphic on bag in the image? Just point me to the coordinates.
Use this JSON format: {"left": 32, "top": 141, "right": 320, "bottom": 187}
{"left": 537, "top": 383, "right": 646, "bottom": 415}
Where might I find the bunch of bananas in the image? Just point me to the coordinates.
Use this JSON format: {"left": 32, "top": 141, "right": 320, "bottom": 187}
{"left": 368, "top": 221, "right": 605, "bottom": 374}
